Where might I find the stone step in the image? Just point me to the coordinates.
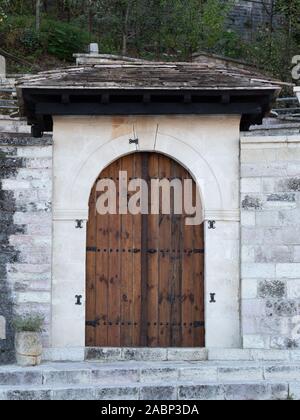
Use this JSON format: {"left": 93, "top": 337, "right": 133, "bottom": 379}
{"left": 0, "top": 381, "right": 297, "bottom": 400}
{"left": 83, "top": 347, "right": 300, "bottom": 363}
{"left": 85, "top": 347, "right": 208, "bottom": 362}
{"left": 1, "top": 361, "right": 300, "bottom": 387}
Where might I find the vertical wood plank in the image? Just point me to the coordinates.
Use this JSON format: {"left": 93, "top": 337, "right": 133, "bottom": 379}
{"left": 132, "top": 153, "right": 142, "bottom": 346}
{"left": 120, "top": 155, "right": 134, "bottom": 346}
{"left": 147, "top": 153, "right": 160, "bottom": 347}
{"left": 158, "top": 155, "right": 172, "bottom": 347}
{"left": 95, "top": 166, "right": 110, "bottom": 346}
{"left": 169, "top": 160, "right": 183, "bottom": 347}
{"left": 182, "top": 169, "right": 195, "bottom": 347}
{"left": 140, "top": 153, "right": 149, "bottom": 346}
{"left": 85, "top": 183, "right": 97, "bottom": 346}
{"left": 107, "top": 159, "right": 121, "bottom": 346}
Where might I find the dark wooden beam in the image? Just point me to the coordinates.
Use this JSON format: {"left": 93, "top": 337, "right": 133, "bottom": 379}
{"left": 36, "top": 102, "right": 262, "bottom": 116}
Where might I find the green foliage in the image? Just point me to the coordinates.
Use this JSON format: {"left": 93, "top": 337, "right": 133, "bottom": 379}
{"left": 21, "top": 28, "right": 41, "bottom": 52}
{"left": 13, "top": 314, "right": 44, "bottom": 333}
{"left": 0, "top": 0, "right": 300, "bottom": 81}
{"left": 0, "top": 14, "right": 89, "bottom": 62}
{"left": 40, "top": 19, "right": 89, "bottom": 61}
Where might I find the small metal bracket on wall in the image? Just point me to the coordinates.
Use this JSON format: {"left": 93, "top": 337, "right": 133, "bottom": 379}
{"left": 208, "top": 220, "right": 216, "bottom": 230}
{"left": 75, "top": 220, "right": 84, "bottom": 229}
{"left": 210, "top": 293, "right": 216, "bottom": 303}
{"left": 75, "top": 295, "right": 82, "bottom": 306}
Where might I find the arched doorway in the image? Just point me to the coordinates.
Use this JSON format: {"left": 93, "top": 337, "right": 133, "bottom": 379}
{"left": 86, "top": 152, "right": 205, "bottom": 348}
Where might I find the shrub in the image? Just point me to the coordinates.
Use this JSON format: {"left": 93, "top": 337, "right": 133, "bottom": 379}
{"left": 40, "top": 19, "right": 89, "bottom": 61}
{"left": 20, "top": 28, "right": 41, "bottom": 53}
{"left": 13, "top": 314, "right": 44, "bottom": 333}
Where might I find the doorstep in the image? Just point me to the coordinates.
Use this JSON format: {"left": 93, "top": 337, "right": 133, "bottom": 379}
{"left": 42, "top": 347, "right": 300, "bottom": 363}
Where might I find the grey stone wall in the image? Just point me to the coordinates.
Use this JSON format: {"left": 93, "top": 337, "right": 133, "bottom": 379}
{"left": 228, "top": 0, "right": 282, "bottom": 41}
{"left": 0, "top": 131, "right": 52, "bottom": 364}
{"left": 241, "top": 131, "right": 300, "bottom": 350}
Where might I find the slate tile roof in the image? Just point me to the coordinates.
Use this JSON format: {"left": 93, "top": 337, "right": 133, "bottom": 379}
{"left": 16, "top": 62, "right": 283, "bottom": 91}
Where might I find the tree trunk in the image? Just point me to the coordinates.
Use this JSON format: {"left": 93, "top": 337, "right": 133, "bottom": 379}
{"left": 36, "top": 0, "right": 41, "bottom": 32}
{"left": 122, "top": 2, "right": 131, "bottom": 56}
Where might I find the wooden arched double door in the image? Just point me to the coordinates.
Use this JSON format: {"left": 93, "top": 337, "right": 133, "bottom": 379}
{"left": 86, "top": 153, "right": 205, "bottom": 348}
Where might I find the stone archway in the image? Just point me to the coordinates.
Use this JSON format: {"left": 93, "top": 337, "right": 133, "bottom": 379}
{"left": 50, "top": 115, "right": 241, "bottom": 357}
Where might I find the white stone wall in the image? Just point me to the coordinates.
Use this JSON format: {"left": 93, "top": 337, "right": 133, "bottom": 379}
{"left": 241, "top": 133, "right": 300, "bottom": 349}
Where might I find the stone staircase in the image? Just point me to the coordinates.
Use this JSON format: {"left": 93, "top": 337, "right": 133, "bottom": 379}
{"left": 0, "top": 359, "right": 300, "bottom": 400}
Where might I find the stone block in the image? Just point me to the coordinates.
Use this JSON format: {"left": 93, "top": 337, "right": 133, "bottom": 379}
{"left": 276, "top": 264, "right": 300, "bottom": 278}
{"left": 258, "top": 280, "right": 286, "bottom": 299}
{"left": 93, "top": 368, "right": 139, "bottom": 385}
{"left": 241, "top": 227, "right": 264, "bottom": 245}
{"left": 122, "top": 348, "right": 167, "bottom": 362}
{"left": 241, "top": 163, "right": 287, "bottom": 178}
{"left": 167, "top": 348, "right": 208, "bottom": 361}
{"left": 85, "top": 347, "right": 122, "bottom": 362}
{"left": 243, "top": 334, "right": 267, "bottom": 349}
{"left": 241, "top": 178, "right": 261, "bottom": 193}
{"left": 141, "top": 367, "right": 178, "bottom": 384}
{"left": 16, "top": 292, "right": 51, "bottom": 305}
{"left": 224, "top": 383, "right": 268, "bottom": 401}
{"left": 290, "top": 350, "right": 300, "bottom": 361}
{"left": 17, "top": 147, "right": 52, "bottom": 158}
{"left": 242, "top": 263, "right": 276, "bottom": 279}
{"left": 218, "top": 366, "right": 263, "bottom": 382}
{"left": 43, "top": 347, "right": 85, "bottom": 362}
{"left": 242, "top": 246, "right": 255, "bottom": 263}
{"left": 241, "top": 212, "right": 256, "bottom": 227}
{"left": 255, "top": 246, "right": 293, "bottom": 264}
{"left": 2, "top": 180, "right": 31, "bottom": 190}
{"left": 241, "top": 195, "right": 262, "bottom": 210}
{"left": 179, "top": 384, "right": 224, "bottom": 400}
{"left": 96, "top": 386, "right": 139, "bottom": 400}
{"left": 289, "top": 383, "right": 300, "bottom": 400}
{"left": 251, "top": 349, "right": 290, "bottom": 361}
{"left": 43, "top": 370, "right": 91, "bottom": 386}
{"left": 140, "top": 386, "right": 177, "bottom": 400}
{"left": 266, "top": 300, "right": 298, "bottom": 317}
{"left": 208, "top": 349, "right": 252, "bottom": 361}
{"left": 242, "top": 299, "right": 265, "bottom": 318}
{"left": 0, "top": 370, "right": 43, "bottom": 386}
{"left": 6, "top": 390, "right": 51, "bottom": 401}
{"left": 269, "top": 383, "right": 289, "bottom": 400}
{"left": 26, "top": 158, "right": 52, "bottom": 169}
{"left": 264, "top": 365, "right": 300, "bottom": 381}
{"left": 256, "top": 211, "right": 280, "bottom": 227}
{"left": 52, "top": 387, "right": 95, "bottom": 401}
{"left": 179, "top": 366, "right": 218, "bottom": 382}
{"left": 242, "top": 279, "right": 258, "bottom": 299}
{"left": 287, "top": 280, "right": 300, "bottom": 299}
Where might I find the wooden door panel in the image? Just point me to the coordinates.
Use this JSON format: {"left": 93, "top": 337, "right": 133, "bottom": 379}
{"left": 86, "top": 153, "right": 205, "bottom": 348}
